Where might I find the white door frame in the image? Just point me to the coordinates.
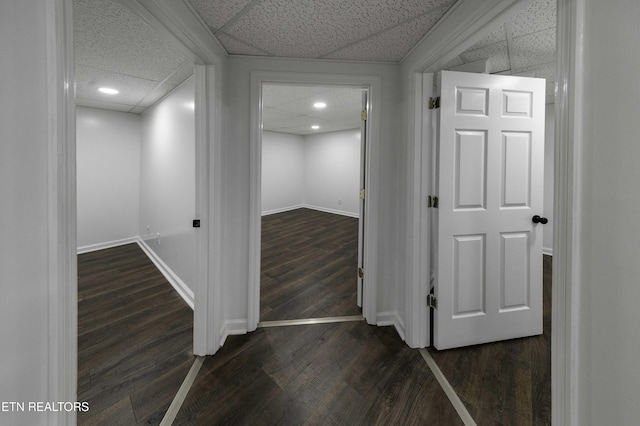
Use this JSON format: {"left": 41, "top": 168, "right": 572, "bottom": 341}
{"left": 247, "top": 71, "right": 382, "bottom": 331}
{"left": 405, "top": 0, "right": 584, "bottom": 424}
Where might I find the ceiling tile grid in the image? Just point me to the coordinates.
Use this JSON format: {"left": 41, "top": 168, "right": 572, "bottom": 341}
{"left": 186, "top": 0, "right": 254, "bottom": 30}
{"left": 262, "top": 85, "right": 362, "bottom": 135}
{"left": 511, "top": 0, "right": 556, "bottom": 37}
{"left": 324, "top": 8, "right": 448, "bottom": 62}
{"left": 186, "top": 0, "right": 457, "bottom": 60}
{"left": 75, "top": 0, "right": 194, "bottom": 113}
{"left": 510, "top": 28, "right": 556, "bottom": 70}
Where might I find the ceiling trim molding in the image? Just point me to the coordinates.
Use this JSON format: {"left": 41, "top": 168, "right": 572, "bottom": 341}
{"left": 401, "top": 0, "right": 535, "bottom": 73}
{"left": 122, "top": 0, "right": 228, "bottom": 65}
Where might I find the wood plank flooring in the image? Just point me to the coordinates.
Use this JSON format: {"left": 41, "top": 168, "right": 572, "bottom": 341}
{"left": 261, "top": 208, "right": 361, "bottom": 321}
{"left": 77, "top": 243, "right": 195, "bottom": 425}
{"left": 174, "top": 322, "right": 465, "bottom": 425}
{"left": 77, "top": 233, "right": 551, "bottom": 425}
{"left": 428, "top": 255, "right": 552, "bottom": 426}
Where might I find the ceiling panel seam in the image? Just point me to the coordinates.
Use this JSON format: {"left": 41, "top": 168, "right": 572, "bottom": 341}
{"left": 218, "top": 0, "right": 264, "bottom": 33}
{"left": 503, "top": 22, "right": 516, "bottom": 73}
{"left": 217, "top": 31, "right": 275, "bottom": 56}
{"left": 320, "top": 0, "right": 457, "bottom": 60}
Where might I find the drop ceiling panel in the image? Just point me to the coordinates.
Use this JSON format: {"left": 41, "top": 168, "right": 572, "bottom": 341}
{"left": 467, "top": 24, "right": 506, "bottom": 51}
{"left": 262, "top": 85, "right": 338, "bottom": 108}
{"left": 74, "top": 0, "right": 194, "bottom": 113}
{"left": 511, "top": 28, "right": 556, "bottom": 70}
{"left": 189, "top": 0, "right": 454, "bottom": 60}
{"left": 75, "top": 0, "right": 189, "bottom": 81}
{"left": 186, "top": 0, "right": 254, "bottom": 30}
{"left": 215, "top": 33, "right": 270, "bottom": 56}
{"left": 461, "top": 41, "right": 510, "bottom": 72}
{"left": 75, "top": 64, "right": 162, "bottom": 107}
{"left": 511, "top": 0, "right": 556, "bottom": 37}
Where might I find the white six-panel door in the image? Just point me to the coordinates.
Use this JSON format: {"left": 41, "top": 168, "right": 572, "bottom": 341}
{"left": 433, "top": 71, "right": 546, "bottom": 350}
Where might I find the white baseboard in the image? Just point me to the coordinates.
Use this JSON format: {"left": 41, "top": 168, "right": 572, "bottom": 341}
{"left": 377, "top": 311, "right": 406, "bottom": 342}
{"left": 261, "top": 204, "right": 360, "bottom": 218}
{"left": 136, "top": 238, "right": 195, "bottom": 310}
{"left": 261, "top": 204, "right": 305, "bottom": 216}
{"left": 219, "top": 319, "right": 248, "bottom": 347}
{"left": 77, "top": 236, "right": 139, "bottom": 254}
{"left": 543, "top": 247, "right": 554, "bottom": 256}
{"left": 302, "top": 204, "right": 360, "bottom": 218}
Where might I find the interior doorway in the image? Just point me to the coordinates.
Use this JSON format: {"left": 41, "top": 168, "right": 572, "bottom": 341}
{"left": 258, "top": 83, "right": 367, "bottom": 323}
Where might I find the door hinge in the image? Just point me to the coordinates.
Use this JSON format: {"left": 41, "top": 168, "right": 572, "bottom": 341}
{"left": 192, "top": 219, "right": 201, "bottom": 228}
{"left": 429, "top": 97, "right": 441, "bottom": 110}
{"left": 361, "top": 110, "right": 367, "bottom": 121}
{"left": 360, "top": 189, "right": 365, "bottom": 200}
{"left": 358, "top": 267, "right": 364, "bottom": 279}
{"left": 428, "top": 195, "right": 439, "bottom": 208}
{"left": 427, "top": 294, "right": 437, "bottom": 309}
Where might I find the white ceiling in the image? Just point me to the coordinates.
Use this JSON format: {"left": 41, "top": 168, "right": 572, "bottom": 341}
{"left": 186, "top": 0, "right": 456, "bottom": 61}
{"left": 262, "top": 85, "right": 364, "bottom": 135}
{"left": 445, "top": 0, "right": 556, "bottom": 103}
{"left": 74, "top": 0, "right": 194, "bottom": 113}
{"left": 74, "top": 0, "right": 556, "bottom": 115}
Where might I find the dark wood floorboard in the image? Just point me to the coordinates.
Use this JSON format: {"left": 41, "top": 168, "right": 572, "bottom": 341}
{"left": 428, "top": 254, "right": 552, "bottom": 426}
{"left": 174, "top": 322, "right": 465, "bottom": 425}
{"left": 261, "top": 208, "right": 361, "bottom": 321}
{"left": 77, "top": 243, "right": 195, "bottom": 425}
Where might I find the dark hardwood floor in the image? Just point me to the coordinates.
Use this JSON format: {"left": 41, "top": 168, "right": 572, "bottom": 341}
{"left": 428, "top": 255, "right": 553, "bottom": 426}
{"left": 174, "top": 321, "right": 464, "bottom": 425}
{"left": 77, "top": 235, "right": 551, "bottom": 425}
{"left": 261, "top": 208, "right": 362, "bottom": 321}
{"left": 77, "top": 243, "right": 195, "bottom": 425}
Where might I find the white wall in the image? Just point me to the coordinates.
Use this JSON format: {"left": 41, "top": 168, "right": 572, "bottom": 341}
{"left": 304, "top": 129, "right": 361, "bottom": 217}
{"left": 576, "top": 1, "right": 640, "bottom": 423}
{"left": 261, "top": 131, "right": 305, "bottom": 214}
{"left": 139, "top": 76, "right": 196, "bottom": 294}
{"left": 0, "top": 1, "right": 59, "bottom": 424}
{"left": 543, "top": 103, "right": 554, "bottom": 254}
{"left": 76, "top": 107, "right": 141, "bottom": 250}
{"left": 262, "top": 129, "right": 361, "bottom": 217}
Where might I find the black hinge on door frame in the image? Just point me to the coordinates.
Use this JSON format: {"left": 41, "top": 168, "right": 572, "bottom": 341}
{"left": 429, "top": 96, "right": 440, "bottom": 109}
{"left": 428, "top": 195, "right": 439, "bottom": 208}
{"left": 426, "top": 294, "right": 437, "bottom": 309}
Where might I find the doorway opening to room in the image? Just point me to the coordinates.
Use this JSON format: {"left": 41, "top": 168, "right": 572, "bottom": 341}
{"left": 258, "top": 83, "right": 368, "bottom": 324}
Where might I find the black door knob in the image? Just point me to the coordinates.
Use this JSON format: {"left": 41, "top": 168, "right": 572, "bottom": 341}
{"left": 532, "top": 215, "right": 548, "bottom": 224}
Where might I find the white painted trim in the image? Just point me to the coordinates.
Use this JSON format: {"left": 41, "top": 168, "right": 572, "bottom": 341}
{"left": 261, "top": 204, "right": 305, "bottom": 216}
{"left": 249, "top": 71, "right": 382, "bottom": 330}
{"left": 219, "top": 319, "right": 249, "bottom": 347}
{"left": 543, "top": 247, "right": 554, "bottom": 257}
{"left": 192, "top": 64, "right": 223, "bottom": 356}
{"left": 301, "top": 204, "right": 360, "bottom": 219}
{"left": 47, "top": 0, "right": 77, "bottom": 423}
{"left": 419, "top": 349, "right": 476, "bottom": 425}
{"left": 261, "top": 204, "right": 360, "bottom": 218}
{"left": 137, "top": 238, "right": 195, "bottom": 309}
{"left": 376, "top": 311, "right": 406, "bottom": 342}
{"left": 77, "top": 237, "right": 139, "bottom": 254}
{"left": 160, "top": 356, "right": 205, "bottom": 426}
{"left": 125, "top": 0, "right": 227, "bottom": 64}
{"left": 552, "top": 0, "right": 584, "bottom": 424}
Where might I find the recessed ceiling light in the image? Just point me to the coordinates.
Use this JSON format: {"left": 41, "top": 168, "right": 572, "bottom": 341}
{"left": 98, "top": 87, "right": 119, "bottom": 95}
{"left": 313, "top": 102, "right": 327, "bottom": 109}
{"left": 311, "top": 125, "right": 320, "bottom": 130}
